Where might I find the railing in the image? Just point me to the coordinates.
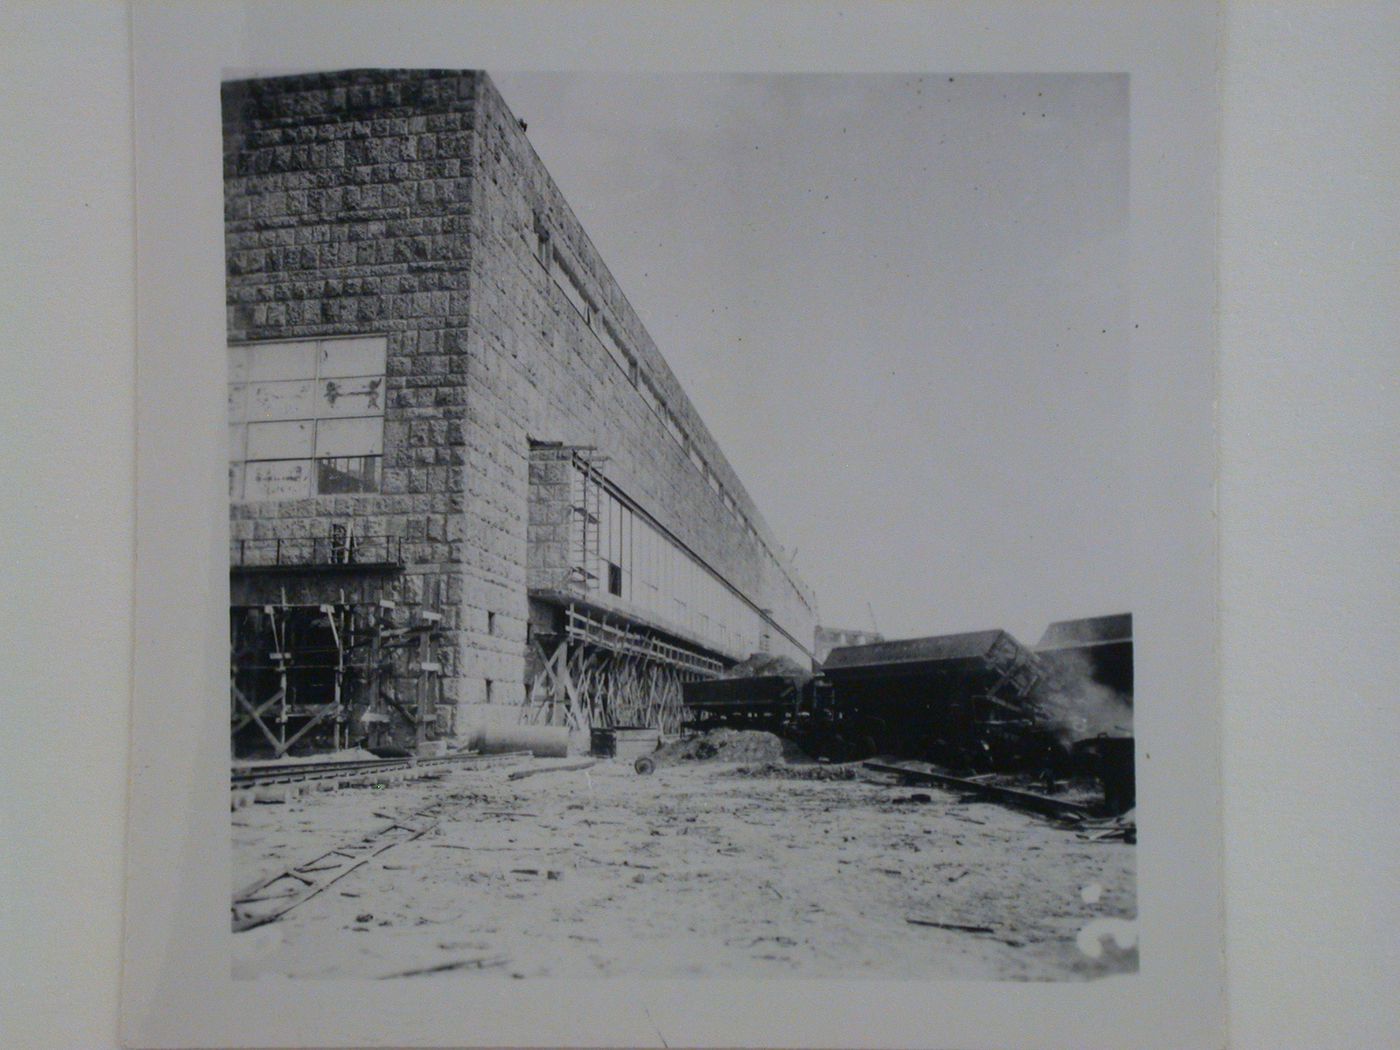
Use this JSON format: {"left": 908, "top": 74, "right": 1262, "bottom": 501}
{"left": 565, "top": 605, "right": 725, "bottom": 678}
{"left": 230, "top": 534, "right": 405, "bottom": 570}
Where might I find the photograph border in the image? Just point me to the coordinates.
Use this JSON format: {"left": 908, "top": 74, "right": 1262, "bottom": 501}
{"left": 124, "top": 3, "right": 1223, "bottom": 1047}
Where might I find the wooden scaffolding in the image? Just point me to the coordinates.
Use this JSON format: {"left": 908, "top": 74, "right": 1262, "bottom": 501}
{"left": 521, "top": 605, "right": 723, "bottom": 734}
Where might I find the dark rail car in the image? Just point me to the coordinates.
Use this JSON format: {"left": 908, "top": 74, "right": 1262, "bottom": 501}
{"left": 682, "top": 626, "right": 1134, "bottom": 810}
{"left": 681, "top": 673, "right": 848, "bottom": 755}
{"left": 683, "top": 675, "right": 807, "bottom": 730}
{"left": 684, "top": 630, "right": 1057, "bottom": 769}
{"left": 820, "top": 630, "right": 1054, "bottom": 769}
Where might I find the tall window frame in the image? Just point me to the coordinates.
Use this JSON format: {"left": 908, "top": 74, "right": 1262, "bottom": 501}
{"left": 228, "top": 336, "right": 388, "bottom": 501}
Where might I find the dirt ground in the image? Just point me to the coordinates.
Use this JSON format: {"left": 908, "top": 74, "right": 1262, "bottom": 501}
{"left": 231, "top": 736, "right": 1137, "bottom": 981}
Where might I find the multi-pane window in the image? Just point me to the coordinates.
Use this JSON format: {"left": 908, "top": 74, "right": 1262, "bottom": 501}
{"left": 228, "top": 337, "right": 387, "bottom": 501}
{"left": 561, "top": 455, "right": 776, "bottom": 658}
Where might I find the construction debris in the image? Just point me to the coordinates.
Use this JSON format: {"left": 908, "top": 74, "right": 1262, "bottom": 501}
{"left": 232, "top": 788, "right": 480, "bottom": 932}
{"left": 378, "top": 956, "right": 509, "bottom": 979}
{"left": 906, "top": 918, "right": 996, "bottom": 934}
{"left": 726, "top": 762, "right": 863, "bottom": 781}
{"left": 1072, "top": 808, "right": 1138, "bottom": 844}
{"left": 654, "top": 728, "right": 809, "bottom": 765}
{"left": 505, "top": 759, "right": 597, "bottom": 781}
{"left": 863, "top": 762, "right": 1094, "bottom": 819}
{"left": 233, "top": 746, "right": 1137, "bottom": 981}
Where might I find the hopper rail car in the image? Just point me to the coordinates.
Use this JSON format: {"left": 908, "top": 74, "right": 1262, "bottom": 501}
{"left": 682, "top": 630, "right": 1134, "bottom": 813}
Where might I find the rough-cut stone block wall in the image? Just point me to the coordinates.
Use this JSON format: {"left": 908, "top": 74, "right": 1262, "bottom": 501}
{"left": 224, "top": 69, "right": 818, "bottom": 737}
{"left": 222, "top": 70, "right": 481, "bottom": 726}
{"left": 466, "top": 76, "right": 817, "bottom": 663}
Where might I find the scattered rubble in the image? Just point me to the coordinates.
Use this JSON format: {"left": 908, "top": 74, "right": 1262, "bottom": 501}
{"left": 907, "top": 918, "right": 996, "bottom": 934}
{"left": 506, "top": 759, "right": 597, "bottom": 781}
{"left": 720, "top": 653, "right": 813, "bottom": 681}
{"left": 1073, "top": 808, "right": 1138, "bottom": 844}
{"left": 727, "top": 762, "right": 863, "bottom": 781}
{"left": 863, "top": 761, "right": 1098, "bottom": 819}
{"left": 653, "top": 727, "right": 811, "bottom": 765}
{"left": 233, "top": 755, "right": 1137, "bottom": 981}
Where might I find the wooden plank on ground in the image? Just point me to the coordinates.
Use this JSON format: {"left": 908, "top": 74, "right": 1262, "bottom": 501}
{"left": 863, "top": 762, "right": 1093, "bottom": 819}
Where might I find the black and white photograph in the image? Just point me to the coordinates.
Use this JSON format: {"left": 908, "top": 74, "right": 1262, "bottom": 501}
{"left": 15, "top": 3, "right": 1400, "bottom": 1050}
{"left": 119, "top": 4, "right": 1225, "bottom": 1048}
{"left": 224, "top": 68, "right": 1138, "bottom": 983}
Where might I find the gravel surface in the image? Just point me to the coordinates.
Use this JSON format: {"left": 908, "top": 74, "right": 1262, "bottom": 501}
{"left": 231, "top": 752, "right": 1136, "bottom": 981}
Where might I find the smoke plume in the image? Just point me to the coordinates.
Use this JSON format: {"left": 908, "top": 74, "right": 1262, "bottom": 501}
{"left": 1034, "top": 647, "right": 1133, "bottom": 745}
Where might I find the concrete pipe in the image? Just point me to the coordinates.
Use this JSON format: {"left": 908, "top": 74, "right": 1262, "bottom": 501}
{"left": 468, "top": 724, "right": 570, "bottom": 758}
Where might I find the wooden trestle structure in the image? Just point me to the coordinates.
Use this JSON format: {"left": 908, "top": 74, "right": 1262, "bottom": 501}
{"left": 522, "top": 605, "right": 724, "bottom": 734}
{"left": 230, "top": 595, "right": 447, "bottom": 758}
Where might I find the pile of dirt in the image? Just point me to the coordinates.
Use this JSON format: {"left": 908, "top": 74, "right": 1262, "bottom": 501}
{"left": 721, "top": 653, "right": 813, "bottom": 681}
{"left": 655, "top": 728, "right": 810, "bottom": 765}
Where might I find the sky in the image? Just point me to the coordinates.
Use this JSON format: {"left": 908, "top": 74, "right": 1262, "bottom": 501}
{"left": 491, "top": 73, "right": 1130, "bottom": 644}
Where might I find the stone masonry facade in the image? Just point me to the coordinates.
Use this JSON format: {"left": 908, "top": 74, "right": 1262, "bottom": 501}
{"left": 224, "top": 70, "right": 817, "bottom": 738}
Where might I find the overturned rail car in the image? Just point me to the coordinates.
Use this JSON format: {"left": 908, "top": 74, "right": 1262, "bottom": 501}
{"left": 681, "top": 629, "right": 1057, "bottom": 769}
{"left": 681, "top": 623, "right": 1135, "bottom": 810}
{"left": 819, "top": 630, "right": 1056, "bottom": 769}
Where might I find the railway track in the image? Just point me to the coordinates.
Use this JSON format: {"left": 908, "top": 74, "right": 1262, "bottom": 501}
{"left": 231, "top": 750, "right": 529, "bottom": 797}
{"left": 232, "top": 786, "right": 488, "bottom": 932}
{"left": 232, "top": 751, "right": 538, "bottom": 929}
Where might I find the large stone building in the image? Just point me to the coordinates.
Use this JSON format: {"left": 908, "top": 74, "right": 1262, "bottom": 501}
{"left": 223, "top": 70, "right": 817, "bottom": 756}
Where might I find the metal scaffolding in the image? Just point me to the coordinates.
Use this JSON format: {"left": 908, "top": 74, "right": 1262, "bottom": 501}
{"left": 230, "top": 595, "right": 447, "bottom": 758}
